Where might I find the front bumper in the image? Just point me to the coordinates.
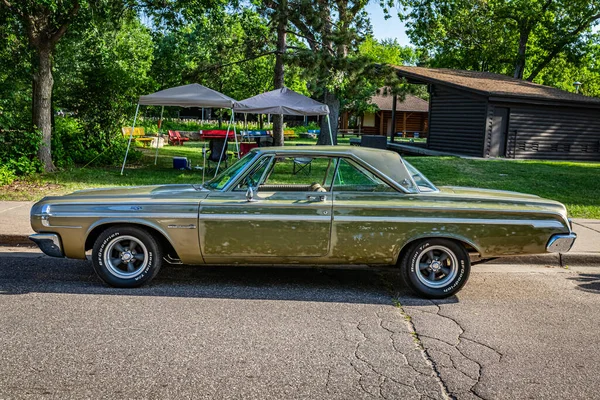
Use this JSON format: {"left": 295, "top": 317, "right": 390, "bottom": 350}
{"left": 546, "top": 233, "right": 577, "bottom": 253}
{"left": 29, "top": 233, "right": 64, "bottom": 258}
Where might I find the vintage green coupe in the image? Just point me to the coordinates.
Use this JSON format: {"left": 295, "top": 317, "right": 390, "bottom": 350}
{"left": 30, "top": 146, "right": 576, "bottom": 298}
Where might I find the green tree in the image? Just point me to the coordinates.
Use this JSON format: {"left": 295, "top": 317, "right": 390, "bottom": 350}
{"left": 532, "top": 37, "right": 600, "bottom": 97}
{"left": 150, "top": 7, "right": 308, "bottom": 115}
{"left": 265, "top": 0, "right": 378, "bottom": 144}
{"left": 397, "top": 0, "right": 600, "bottom": 81}
{"left": 351, "top": 36, "right": 426, "bottom": 110}
{"left": 0, "top": 0, "right": 84, "bottom": 171}
{"left": 0, "top": 8, "right": 32, "bottom": 134}
{"left": 53, "top": 10, "right": 154, "bottom": 165}
{"left": 358, "top": 36, "right": 418, "bottom": 66}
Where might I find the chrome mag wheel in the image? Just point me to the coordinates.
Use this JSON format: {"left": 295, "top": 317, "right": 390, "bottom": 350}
{"left": 415, "top": 245, "right": 459, "bottom": 289}
{"left": 103, "top": 235, "right": 149, "bottom": 279}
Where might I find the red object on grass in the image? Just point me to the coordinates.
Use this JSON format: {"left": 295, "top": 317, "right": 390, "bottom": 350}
{"left": 201, "top": 130, "right": 236, "bottom": 140}
{"left": 239, "top": 142, "right": 258, "bottom": 157}
{"left": 168, "top": 130, "right": 190, "bottom": 146}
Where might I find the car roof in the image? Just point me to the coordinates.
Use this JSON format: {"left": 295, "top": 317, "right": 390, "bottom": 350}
{"left": 252, "top": 145, "right": 416, "bottom": 192}
{"left": 253, "top": 145, "right": 401, "bottom": 164}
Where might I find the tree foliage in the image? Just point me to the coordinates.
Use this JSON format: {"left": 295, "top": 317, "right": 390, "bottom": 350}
{"left": 345, "top": 36, "right": 426, "bottom": 114}
{"left": 397, "top": 0, "right": 600, "bottom": 82}
{"left": 258, "top": 0, "right": 407, "bottom": 144}
{"left": 53, "top": 10, "right": 154, "bottom": 166}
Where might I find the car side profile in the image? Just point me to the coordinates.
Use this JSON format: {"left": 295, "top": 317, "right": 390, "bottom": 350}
{"left": 30, "top": 146, "right": 576, "bottom": 298}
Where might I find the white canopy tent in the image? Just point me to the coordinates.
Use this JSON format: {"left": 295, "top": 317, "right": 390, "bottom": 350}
{"left": 233, "top": 87, "right": 333, "bottom": 144}
{"left": 121, "top": 84, "right": 238, "bottom": 175}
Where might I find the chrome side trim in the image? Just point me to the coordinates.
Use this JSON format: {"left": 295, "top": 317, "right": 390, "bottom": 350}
{"left": 167, "top": 224, "right": 197, "bottom": 229}
{"left": 334, "top": 216, "right": 565, "bottom": 229}
{"left": 546, "top": 233, "right": 577, "bottom": 253}
{"left": 200, "top": 214, "right": 330, "bottom": 222}
{"left": 29, "top": 233, "right": 64, "bottom": 258}
{"left": 37, "top": 212, "right": 197, "bottom": 219}
{"left": 332, "top": 203, "right": 566, "bottom": 217}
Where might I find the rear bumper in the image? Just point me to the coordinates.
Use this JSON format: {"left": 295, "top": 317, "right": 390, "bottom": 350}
{"left": 29, "top": 233, "right": 64, "bottom": 258}
{"left": 546, "top": 233, "right": 577, "bottom": 253}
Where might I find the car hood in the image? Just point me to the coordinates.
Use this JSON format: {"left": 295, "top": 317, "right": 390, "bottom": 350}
{"left": 54, "top": 184, "right": 209, "bottom": 201}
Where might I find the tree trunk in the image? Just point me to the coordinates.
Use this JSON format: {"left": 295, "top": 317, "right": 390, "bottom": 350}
{"left": 513, "top": 28, "right": 530, "bottom": 79}
{"left": 33, "top": 47, "right": 55, "bottom": 172}
{"left": 317, "top": 90, "right": 339, "bottom": 145}
{"left": 272, "top": 0, "right": 287, "bottom": 147}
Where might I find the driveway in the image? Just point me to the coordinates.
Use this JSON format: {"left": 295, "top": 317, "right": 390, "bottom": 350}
{"left": 0, "top": 250, "right": 599, "bottom": 399}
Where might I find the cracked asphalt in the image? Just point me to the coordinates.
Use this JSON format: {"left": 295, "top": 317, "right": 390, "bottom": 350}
{"left": 1, "top": 249, "right": 599, "bottom": 399}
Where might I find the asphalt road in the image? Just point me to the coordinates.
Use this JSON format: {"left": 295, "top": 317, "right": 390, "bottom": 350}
{"left": 0, "top": 249, "right": 599, "bottom": 399}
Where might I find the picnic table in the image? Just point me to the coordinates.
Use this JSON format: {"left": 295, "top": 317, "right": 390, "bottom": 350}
{"left": 200, "top": 130, "right": 236, "bottom": 140}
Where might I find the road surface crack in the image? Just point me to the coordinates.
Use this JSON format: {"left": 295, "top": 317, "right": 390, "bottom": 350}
{"left": 429, "top": 301, "right": 500, "bottom": 400}
{"left": 349, "top": 319, "right": 421, "bottom": 398}
{"left": 394, "top": 301, "right": 452, "bottom": 400}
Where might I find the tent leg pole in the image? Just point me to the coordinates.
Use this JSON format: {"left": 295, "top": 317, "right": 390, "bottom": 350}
{"left": 215, "top": 112, "right": 232, "bottom": 177}
{"left": 202, "top": 142, "right": 206, "bottom": 184}
{"left": 121, "top": 103, "right": 140, "bottom": 175}
{"left": 154, "top": 105, "right": 164, "bottom": 165}
{"left": 232, "top": 112, "right": 239, "bottom": 158}
{"left": 327, "top": 114, "right": 334, "bottom": 145}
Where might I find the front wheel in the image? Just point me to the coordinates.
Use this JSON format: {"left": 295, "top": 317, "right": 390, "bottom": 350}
{"left": 92, "top": 226, "right": 163, "bottom": 288}
{"left": 400, "top": 238, "right": 470, "bottom": 299}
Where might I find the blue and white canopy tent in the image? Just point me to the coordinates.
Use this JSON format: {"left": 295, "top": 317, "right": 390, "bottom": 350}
{"left": 233, "top": 87, "right": 333, "bottom": 144}
{"left": 121, "top": 84, "right": 238, "bottom": 175}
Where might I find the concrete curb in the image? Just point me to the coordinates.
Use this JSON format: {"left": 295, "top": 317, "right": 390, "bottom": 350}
{"left": 0, "top": 234, "right": 34, "bottom": 247}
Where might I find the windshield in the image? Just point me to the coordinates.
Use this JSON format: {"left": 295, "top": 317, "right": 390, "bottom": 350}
{"left": 403, "top": 160, "right": 438, "bottom": 192}
{"left": 204, "top": 152, "right": 257, "bottom": 190}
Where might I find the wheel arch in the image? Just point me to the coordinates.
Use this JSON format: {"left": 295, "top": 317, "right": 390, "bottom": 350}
{"left": 395, "top": 235, "right": 481, "bottom": 265}
{"left": 85, "top": 220, "right": 179, "bottom": 260}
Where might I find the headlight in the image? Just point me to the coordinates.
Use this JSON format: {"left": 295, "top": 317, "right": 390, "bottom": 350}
{"left": 41, "top": 204, "right": 51, "bottom": 227}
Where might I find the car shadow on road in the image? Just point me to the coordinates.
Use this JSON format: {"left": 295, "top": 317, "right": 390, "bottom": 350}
{"left": 567, "top": 274, "right": 600, "bottom": 294}
{"left": 0, "top": 255, "right": 420, "bottom": 304}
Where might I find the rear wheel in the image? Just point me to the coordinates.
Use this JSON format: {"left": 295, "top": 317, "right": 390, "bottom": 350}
{"left": 92, "top": 226, "right": 162, "bottom": 288}
{"left": 400, "top": 238, "right": 470, "bottom": 299}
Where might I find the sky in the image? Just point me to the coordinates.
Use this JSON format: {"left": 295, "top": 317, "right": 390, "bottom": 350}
{"left": 365, "top": 2, "right": 412, "bottom": 46}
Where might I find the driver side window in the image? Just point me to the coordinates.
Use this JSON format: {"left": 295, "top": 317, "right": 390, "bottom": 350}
{"left": 236, "top": 155, "right": 337, "bottom": 192}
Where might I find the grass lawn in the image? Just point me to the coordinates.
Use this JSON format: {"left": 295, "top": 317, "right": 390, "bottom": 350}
{"left": 2, "top": 138, "right": 599, "bottom": 219}
{"left": 406, "top": 157, "right": 600, "bottom": 219}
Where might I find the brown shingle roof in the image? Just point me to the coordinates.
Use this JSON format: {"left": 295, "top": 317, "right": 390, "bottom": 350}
{"left": 392, "top": 66, "right": 600, "bottom": 106}
{"left": 369, "top": 93, "right": 429, "bottom": 112}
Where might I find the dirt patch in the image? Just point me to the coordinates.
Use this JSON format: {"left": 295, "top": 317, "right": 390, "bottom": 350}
{"left": 0, "top": 180, "right": 64, "bottom": 201}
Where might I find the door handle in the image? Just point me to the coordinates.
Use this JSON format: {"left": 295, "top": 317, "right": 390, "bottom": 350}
{"left": 307, "top": 194, "right": 327, "bottom": 202}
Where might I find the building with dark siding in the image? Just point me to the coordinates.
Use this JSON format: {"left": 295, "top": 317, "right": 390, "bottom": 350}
{"left": 393, "top": 66, "right": 600, "bottom": 161}
{"left": 360, "top": 93, "right": 429, "bottom": 138}
{"left": 340, "top": 93, "right": 429, "bottom": 138}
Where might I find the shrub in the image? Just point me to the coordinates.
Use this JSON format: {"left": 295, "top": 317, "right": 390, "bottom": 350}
{"left": 53, "top": 116, "right": 141, "bottom": 167}
{"left": 0, "top": 129, "right": 42, "bottom": 175}
{"left": 289, "top": 122, "right": 320, "bottom": 133}
{"left": 0, "top": 165, "right": 16, "bottom": 186}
